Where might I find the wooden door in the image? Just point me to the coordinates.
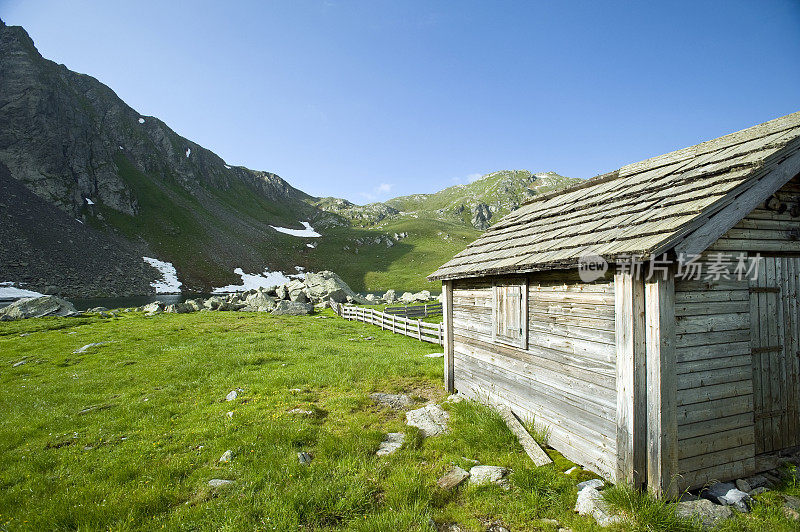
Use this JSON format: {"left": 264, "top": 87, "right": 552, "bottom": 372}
{"left": 751, "top": 256, "right": 800, "bottom": 455}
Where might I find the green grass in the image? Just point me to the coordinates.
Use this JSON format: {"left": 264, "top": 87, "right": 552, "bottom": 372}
{"left": 2, "top": 312, "right": 800, "bottom": 531}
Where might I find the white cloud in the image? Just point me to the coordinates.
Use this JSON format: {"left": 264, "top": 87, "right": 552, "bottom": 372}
{"left": 450, "top": 172, "right": 486, "bottom": 186}
{"left": 360, "top": 183, "right": 394, "bottom": 202}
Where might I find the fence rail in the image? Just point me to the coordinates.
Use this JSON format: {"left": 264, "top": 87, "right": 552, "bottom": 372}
{"left": 383, "top": 302, "right": 442, "bottom": 318}
{"left": 330, "top": 301, "right": 444, "bottom": 345}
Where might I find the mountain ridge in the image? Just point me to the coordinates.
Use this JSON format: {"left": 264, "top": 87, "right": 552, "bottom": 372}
{"left": 0, "top": 20, "right": 580, "bottom": 296}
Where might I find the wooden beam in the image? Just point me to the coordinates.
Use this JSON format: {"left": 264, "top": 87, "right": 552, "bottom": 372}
{"left": 443, "top": 280, "right": 455, "bottom": 393}
{"left": 497, "top": 404, "right": 553, "bottom": 466}
{"left": 673, "top": 148, "right": 800, "bottom": 257}
{"left": 645, "top": 274, "right": 678, "bottom": 498}
{"left": 615, "top": 272, "right": 647, "bottom": 488}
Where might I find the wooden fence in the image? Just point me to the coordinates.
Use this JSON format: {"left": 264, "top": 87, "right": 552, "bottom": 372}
{"left": 330, "top": 301, "right": 444, "bottom": 345}
{"left": 383, "top": 302, "right": 442, "bottom": 318}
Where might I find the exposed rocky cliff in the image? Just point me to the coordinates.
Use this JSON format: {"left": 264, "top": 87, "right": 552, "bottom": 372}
{"left": 0, "top": 19, "right": 322, "bottom": 295}
{"left": 0, "top": 20, "right": 309, "bottom": 219}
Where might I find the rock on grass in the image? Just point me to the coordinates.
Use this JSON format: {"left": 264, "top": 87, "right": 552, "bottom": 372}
{"left": 376, "top": 432, "right": 405, "bottom": 456}
{"left": 208, "top": 479, "right": 234, "bottom": 488}
{"left": 437, "top": 466, "right": 469, "bottom": 490}
{"left": 574, "top": 486, "right": 619, "bottom": 527}
{"left": 370, "top": 392, "right": 412, "bottom": 410}
{"left": 675, "top": 498, "right": 732, "bottom": 529}
{"left": 468, "top": 465, "right": 508, "bottom": 488}
{"left": 405, "top": 404, "right": 449, "bottom": 437}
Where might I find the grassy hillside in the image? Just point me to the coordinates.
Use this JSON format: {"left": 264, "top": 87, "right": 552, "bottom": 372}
{"left": 306, "top": 218, "right": 480, "bottom": 293}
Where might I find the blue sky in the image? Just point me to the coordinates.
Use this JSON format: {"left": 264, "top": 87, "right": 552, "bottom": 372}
{"left": 3, "top": 1, "right": 800, "bottom": 203}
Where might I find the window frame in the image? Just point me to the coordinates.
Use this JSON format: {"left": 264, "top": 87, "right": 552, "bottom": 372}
{"left": 492, "top": 278, "right": 528, "bottom": 349}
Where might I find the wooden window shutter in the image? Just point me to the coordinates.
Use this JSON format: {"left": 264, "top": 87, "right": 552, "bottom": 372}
{"left": 493, "top": 279, "right": 528, "bottom": 349}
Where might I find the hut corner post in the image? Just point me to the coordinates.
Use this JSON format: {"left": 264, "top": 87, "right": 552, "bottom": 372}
{"left": 443, "top": 280, "right": 455, "bottom": 393}
{"left": 645, "top": 274, "right": 678, "bottom": 498}
{"left": 614, "top": 272, "right": 647, "bottom": 489}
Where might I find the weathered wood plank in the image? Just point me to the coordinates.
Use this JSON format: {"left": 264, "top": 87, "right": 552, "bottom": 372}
{"left": 646, "top": 274, "right": 678, "bottom": 498}
{"left": 678, "top": 427, "right": 755, "bottom": 460}
{"left": 496, "top": 404, "right": 553, "bottom": 466}
{"left": 615, "top": 272, "right": 646, "bottom": 487}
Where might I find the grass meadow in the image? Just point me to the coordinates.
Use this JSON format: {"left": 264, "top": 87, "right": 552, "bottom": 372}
{"left": 1, "top": 311, "right": 799, "bottom": 531}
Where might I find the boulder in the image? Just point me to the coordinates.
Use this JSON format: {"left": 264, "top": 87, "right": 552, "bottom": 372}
{"left": 675, "top": 498, "right": 732, "bottom": 529}
{"left": 303, "top": 270, "right": 360, "bottom": 303}
{"left": 370, "top": 392, "right": 413, "bottom": 410}
{"left": 376, "top": 433, "right": 405, "bottom": 456}
{"left": 413, "top": 290, "right": 431, "bottom": 302}
{"left": 242, "top": 292, "right": 276, "bottom": 312}
{"left": 0, "top": 296, "right": 79, "bottom": 321}
{"left": 365, "top": 293, "right": 377, "bottom": 303}
{"left": 576, "top": 478, "right": 604, "bottom": 491}
{"left": 746, "top": 475, "right": 769, "bottom": 489}
{"left": 290, "top": 290, "right": 310, "bottom": 304}
{"left": 142, "top": 301, "right": 165, "bottom": 315}
{"left": 298, "top": 451, "right": 313, "bottom": 465}
{"left": 437, "top": 466, "right": 470, "bottom": 490}
{"left": 285, "top": 279, "right": 306, "bottom": 301}
{"left": 702, "top": 482, "right": 751, "bottom": 512}
{"left": 165, "top": 302, "right": 194, "bottom": 313}
{"left": 204, "top": 296, "right": 227, "bottom": 310}
{"left": 468, "top": 465, "right": 508, "bottom": 487}
{"left": 406, "top": 404, "right": 449, "bottom": 437}
{"left": 275, "top": 285, "right": 289, "bottom": 300}
{"left": 383, "top": 289, "right": 397, "bottom": 303}
{"left": 574, "top": 486, "right": 620, "bottom": 527}
{"left": 185, "top": 299, "right": 203, "bottom": 311}
{"left": 399, "top": 292, "right": 415, "bottom": 304}
{"left": 271, "top": 300, "right": 313, "bottom": 316}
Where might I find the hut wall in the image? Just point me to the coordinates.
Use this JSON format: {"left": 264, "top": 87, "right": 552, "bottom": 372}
{"left": 674, "top": 177, "right": 800, "bottom": 489}
{"left": 451, "top": 273, "right": 617, "bottom": 479}
{"left": 674, "top": 272, "right": 755, "bottom": 490}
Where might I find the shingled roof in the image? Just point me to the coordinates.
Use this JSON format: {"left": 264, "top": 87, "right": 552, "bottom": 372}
{"left": 430, "top": 111, "right": 800, "bottom": 281}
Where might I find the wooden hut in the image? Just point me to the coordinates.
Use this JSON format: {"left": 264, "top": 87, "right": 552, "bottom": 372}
{"left": 429, "top": 111, "right": 800, "bottom": 496}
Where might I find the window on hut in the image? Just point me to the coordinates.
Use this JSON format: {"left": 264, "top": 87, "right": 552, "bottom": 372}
{"left": 493, "top": 279, "right": 528, "bottom": 349}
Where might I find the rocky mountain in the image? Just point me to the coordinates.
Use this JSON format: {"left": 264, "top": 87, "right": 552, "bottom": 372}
{"left": 0, "top": 20, "right": 580, "bottom": 296}
{"left": 384, "top": 170, "right": 579, "bottom": 229}
{"left": 0, "top": 19, "right": 324, "bottom": 295}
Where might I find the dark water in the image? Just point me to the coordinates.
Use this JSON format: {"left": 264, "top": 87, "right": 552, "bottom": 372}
{"left": 0, "top": 293, "right": 219, "bottom": 311}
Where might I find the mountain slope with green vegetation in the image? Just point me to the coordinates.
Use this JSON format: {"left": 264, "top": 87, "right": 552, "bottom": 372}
{"left": 384, "top": 170, "right": 581, "bottom": 229}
